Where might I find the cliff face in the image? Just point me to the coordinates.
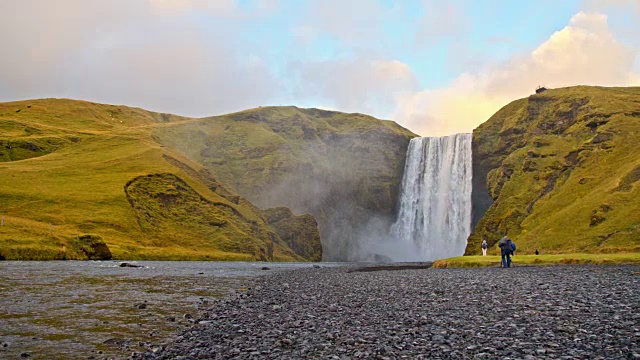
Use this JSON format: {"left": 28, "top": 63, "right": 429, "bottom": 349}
{"left": 154, "top": 106, "right": 417, "bottom": 260}
{"left": 468, "top": 86, "right": 640, "bottom": 255}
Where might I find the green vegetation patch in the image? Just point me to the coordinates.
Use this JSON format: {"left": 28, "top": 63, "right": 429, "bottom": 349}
{"left": 434, "top": 253, "right": 640, "bottom": 268}
{"left": 468, "top": 86, "right": 640, "bottom": 255}
{"left": 262, "top": 206, "right": 322, "bottom": 261}
{"left": 124, "top": 173, "right": 301, "bottom": 261}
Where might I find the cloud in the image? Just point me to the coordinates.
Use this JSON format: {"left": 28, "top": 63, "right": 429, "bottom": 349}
{"left": 582, "top": 0, "right": 640, "bottom": 14}
{"left": 415, "top": 1, "right": 468, "bottom": 47}
{"left": 395, "top": 11, "right": 640, "bottom": 136}
{"left": 147, "top": 0, "right": 278, "bottom": 17}
{"left": 148, "top": 0, "right": 236, "bottom": 13}
{"left": 0, "top": 0, "right": 280, "bottom": 116}
{"left": 303, "top": 0, "right": 387, "bottom": 45}
{"left": 290, "top": 25, "right": 318, "bottom": 46}
{"left": 291, "top": 57, "right": 420, "bottom": 117}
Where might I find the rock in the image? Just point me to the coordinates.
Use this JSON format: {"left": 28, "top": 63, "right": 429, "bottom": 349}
{"left": 134, "top": 265, "right": 640, "bottom": 360}
{"left": 71, "top": 235, "right": 112, "bottom": 260}
{"left": 120, "top": 262, "right": 142, "bottom": 268}
{"left": 103, "top": 338, "right": 129, "bottom": 347}
{"left": 261, "top": 267, "right": 270, "bottom": 270}
{"left": 262, "top": 207, "right": 322, "bottom": 261}
{"left": 20, "top": 353, "right": 30, "bottom": 358}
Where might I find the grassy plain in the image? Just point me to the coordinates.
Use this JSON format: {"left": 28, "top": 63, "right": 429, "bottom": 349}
{"left": 433, "top": 253, "right": 640, "bottom": 268}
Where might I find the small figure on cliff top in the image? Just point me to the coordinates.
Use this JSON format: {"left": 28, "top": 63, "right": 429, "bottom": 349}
{"left": 498, "top": 236, "right": 514, "bottom": 268}
{"left": 481, "top": 239, "right": 488, "bottom": 256}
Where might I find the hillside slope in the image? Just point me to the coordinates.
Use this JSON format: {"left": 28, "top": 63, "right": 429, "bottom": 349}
{"left": 0, "top": 99, "right": 315, "bottom": 261}
{"left": 152, "top": 106, "right": 417, "bottom": 260}
{"left": 468, "top": 86, "right": 640, "bottom": 255}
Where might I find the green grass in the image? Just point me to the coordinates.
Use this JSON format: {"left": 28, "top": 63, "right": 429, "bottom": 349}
{"left": 468, "top": 86, "right": 640, "bottom": 255}
{"left": 433, "top": 253, "right": 640, "bottom": 268}
{"left": 0, "top": 99, "right": 309, "bottom": 261}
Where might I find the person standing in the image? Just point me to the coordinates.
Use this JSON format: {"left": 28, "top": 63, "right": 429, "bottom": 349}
{"left": 498, "top": 235, "right": 513, "bottom": 268}
{"left": 481, "top": 239, "right": 488, "bottom": 256}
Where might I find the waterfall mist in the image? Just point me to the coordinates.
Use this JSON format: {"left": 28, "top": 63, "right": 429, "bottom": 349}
{"left": 382, "top": 133, "right": 473, "bottom": 261}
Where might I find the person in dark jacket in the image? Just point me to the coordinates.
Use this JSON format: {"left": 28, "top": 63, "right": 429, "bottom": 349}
{"left": 498, "top": 236, "right": 513, "bottom": 268}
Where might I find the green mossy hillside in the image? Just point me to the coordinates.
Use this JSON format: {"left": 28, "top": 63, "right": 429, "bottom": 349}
{"left": 262, "top": 207, "right": 322, "bottom": 261}
{"left": 153, "top": 106, "right": 417, "bottom": 260}
{"left": 0, "top": 99, "right": 315, "bottom": 261}
{"left": 124, "top": 173, "right": 300, "bottom": 261}
{"left": 468, "top": 86, "right": 640, "bottom": 255}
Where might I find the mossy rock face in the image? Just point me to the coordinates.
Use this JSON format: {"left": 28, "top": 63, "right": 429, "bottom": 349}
{"left": 154, "top": 106, "right": 417, "bottom": 260}
{"left": 70, "top": 235, "right": 112, "bottom": 260}
{"left": 124, "top": 173, "right": 301, "bottom": 261}
{"left": 262, "top": 206, "right": 322, "bottom": 261}
{"left": 469, "top": 86, "right": 640, "bottom": 255}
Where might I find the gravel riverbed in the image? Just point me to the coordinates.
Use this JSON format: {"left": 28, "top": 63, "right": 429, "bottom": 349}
{"left": 135, "top": 265, "right": 640, "bottom": 359}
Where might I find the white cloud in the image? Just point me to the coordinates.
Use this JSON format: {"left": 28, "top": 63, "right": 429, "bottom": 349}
{"left": 0, "top": 0, "right": 280, "bottom": 116}
{"left": 395, "top": 11, "right": 640, "bottom": 136}
{"left": 415, "top": 1, "right": 468, "bottom": 47}
{"left": 148, "top": 0, "right": 236, "bottom": 13}
{"left": 304, "top": 0, "right": 387, "bottom": 45}
{"left": 291, "top": 57, "right": 419, "bottom": 117}
{"left": 146, "top": 0, "right": 278, "bottom": 16}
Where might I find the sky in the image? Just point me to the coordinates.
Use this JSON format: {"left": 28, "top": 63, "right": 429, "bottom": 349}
{"left": 1, "top": 0, "right": 639, "bottom": 136}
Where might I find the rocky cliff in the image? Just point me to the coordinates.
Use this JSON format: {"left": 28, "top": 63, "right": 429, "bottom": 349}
{"left": 468, "top": 86, "right": 640, "bottom": 254}
{"left": 154, "top": 106, "right": 417, "bottom": 260}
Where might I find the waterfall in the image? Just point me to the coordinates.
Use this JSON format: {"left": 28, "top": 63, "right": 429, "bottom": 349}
{"left": 391, "top": 133, "right": 472, "bottom": 261}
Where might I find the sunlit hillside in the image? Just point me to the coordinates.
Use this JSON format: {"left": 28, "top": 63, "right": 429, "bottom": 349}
{"left": 0, "top": 99, "right": 306, "bottom": 261}
{"left": 468, "top": 86, "right": 640, "bottom": 255}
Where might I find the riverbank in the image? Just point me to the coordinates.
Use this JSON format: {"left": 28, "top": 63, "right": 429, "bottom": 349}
{"left": 0, "top": 261, "right": 330, "bottom": 359}
{"left": 433, "top": 253, "right": 640, "bottom": 268}
{"left": 136, "top": 265, "right": 640, "bottom": 359}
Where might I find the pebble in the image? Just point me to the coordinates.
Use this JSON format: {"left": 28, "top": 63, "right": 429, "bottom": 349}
{"left": 133, "top": 265, "right": 640, "bottom": 359}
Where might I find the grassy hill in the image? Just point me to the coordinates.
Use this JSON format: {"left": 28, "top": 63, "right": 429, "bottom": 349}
{"left": 151, "top": 106, "right": 417, "bottom": 260}
{"left": 468, "top": 86, "right": 640, "bottom": 255}
{"left": 0, "top": 99, "right": 313, "bottom": 261}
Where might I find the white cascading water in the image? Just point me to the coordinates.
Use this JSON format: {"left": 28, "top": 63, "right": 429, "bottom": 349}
{"left": 391, "top": 133, "right": 472, "bottom": 261}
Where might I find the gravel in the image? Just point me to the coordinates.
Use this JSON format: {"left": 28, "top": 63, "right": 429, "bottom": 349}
{"left": 133, "top": 265, "right": 640, "bottom": 359}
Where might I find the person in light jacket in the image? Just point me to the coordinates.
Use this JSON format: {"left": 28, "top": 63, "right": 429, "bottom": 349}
{"left": 481, "top": 239, "right": 488, "bottom": 256}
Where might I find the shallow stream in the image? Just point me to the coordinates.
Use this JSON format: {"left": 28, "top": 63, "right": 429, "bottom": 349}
{"left": 0, "top": 261, "right": 334, "bottom": 359}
